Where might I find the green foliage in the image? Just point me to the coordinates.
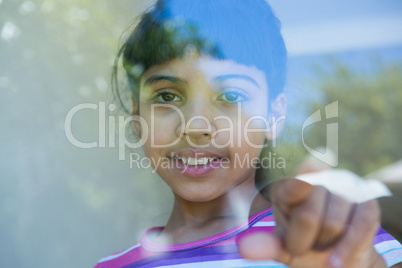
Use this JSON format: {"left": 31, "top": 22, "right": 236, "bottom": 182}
{"left": 306, "top": 62, "right": 402, "bottom": 176}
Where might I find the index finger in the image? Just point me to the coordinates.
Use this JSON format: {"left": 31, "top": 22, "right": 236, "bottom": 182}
{"left": 328, "top": 199, "right": 382, "bottom": 267}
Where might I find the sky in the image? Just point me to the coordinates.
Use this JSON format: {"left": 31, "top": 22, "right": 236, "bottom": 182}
{"left": 269, "top": 0, "right": 402, "bottom": 56}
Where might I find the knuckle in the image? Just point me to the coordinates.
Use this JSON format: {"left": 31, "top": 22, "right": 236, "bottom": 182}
{"left": 358, "top": 203, "right": 378, "bottom": 223}
{"left": 296, "top": 210, "right": 317, "bottom": 229}
{"left": 322, "top": 221, "right": 343, "bottom": 236}
{"left": 315, "top": 185, "right": 329, "bottom": 195}
{"left": 352, "top": 203, "right": 379, "bottom": 235}
{"left": 368, "top": 200, "right": 381, "bottom": 222}
{"left": 279, "top": 179, "right": 298, "bottom": 195}
{"left": 358, "top": 211, "right": 372, "bottom": 226}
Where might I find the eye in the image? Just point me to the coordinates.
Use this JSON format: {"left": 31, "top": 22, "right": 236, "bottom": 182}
{"left": 218, "top": 91, "right": 248, "bottom": 103}
{"left": 153, "top": 91, "right": 182, "bottom": 103}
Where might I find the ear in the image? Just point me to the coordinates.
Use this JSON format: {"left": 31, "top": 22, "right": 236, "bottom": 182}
{"left": 265, "top": 93, "right": 286, "bottom": 141}
{"left": 132, "top": 97, "right": 142, "bottom": 138}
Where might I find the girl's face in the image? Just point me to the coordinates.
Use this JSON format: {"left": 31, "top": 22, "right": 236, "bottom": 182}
{"left": 136, "top": 55, "right": 279, "bottom": 202}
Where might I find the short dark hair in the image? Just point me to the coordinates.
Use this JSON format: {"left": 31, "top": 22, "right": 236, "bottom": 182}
{"left": 115, "top": 0, "right": 287, "bottom": 104}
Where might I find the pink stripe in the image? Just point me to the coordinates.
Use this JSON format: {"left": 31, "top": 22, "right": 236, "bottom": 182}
{"left": 95, "top": 207, "right": 274, "bottom": 266}
{"left": 257, "top": 215, "right": 275, "bottom": 222}
{"left": 141, "top": 207, "right": 273, "bottom": 252}
{"left": 95, "top": 246, "right": 158, "bottom": 268}
{"left": 205, "top": 236, "right": 237, "bottom": 247}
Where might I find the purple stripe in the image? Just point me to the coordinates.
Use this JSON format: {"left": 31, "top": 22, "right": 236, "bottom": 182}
{"left": 122, "top": 245, "right": 241, "bottom": 268}
{"left": 142, "top": 208, "right": 273, "bottom": 252}
{"left": 374, "top": 233, "right": 396, "bottom": 244}
{"left": 208, "top": 209, "right": 273, "bottom": 245}
{"left": 375, "top": 226, "right": 388, "bottom": 236}
{"left": 373, "top": 226, "right": 394, "bottom": 244}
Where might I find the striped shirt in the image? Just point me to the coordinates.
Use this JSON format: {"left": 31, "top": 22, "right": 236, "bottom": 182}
{"left": 94, "top": 208, "right": 402, "bottom": 267}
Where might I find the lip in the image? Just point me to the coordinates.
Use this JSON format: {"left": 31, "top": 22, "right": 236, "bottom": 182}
{"left": 170, "top": 148, "right": 226, "bottom": 177}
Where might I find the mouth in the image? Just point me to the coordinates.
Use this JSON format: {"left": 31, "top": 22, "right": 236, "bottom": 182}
{"left": 171, "top": 148, "right": 226, "bottom": 165}
{"left": 170, "top": 149, "right": 227, "bottom": 177}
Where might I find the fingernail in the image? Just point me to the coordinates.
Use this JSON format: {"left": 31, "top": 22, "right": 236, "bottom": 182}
{"left": 328, "top": 253, "right": 342, "bottom": 268}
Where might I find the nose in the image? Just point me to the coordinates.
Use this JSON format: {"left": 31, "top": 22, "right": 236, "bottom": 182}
{"left": 176, "top": 100, "right": 217, "bottom": 143}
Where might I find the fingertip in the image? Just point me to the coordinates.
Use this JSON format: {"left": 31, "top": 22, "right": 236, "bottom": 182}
{"left": 238, "top": 232, "right": 281, "bottom": 260}
{"left": 362, "top": 199, "right": 381, "bottom": 222}
{"left": 328, "top": 252, "right": 343, "bottom": 268}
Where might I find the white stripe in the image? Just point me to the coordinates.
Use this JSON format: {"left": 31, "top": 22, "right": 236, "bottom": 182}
{"left": 253, "top": 221, "right": 276, "bottom": 227}
{"left": 157, "top": 258, "right": 287, "bottom": 267}
{"left": 98, "top": 243, "right": 141, "bottom": 263}
{"left": 374, "top": 240, "right": 402, "bottom": 254}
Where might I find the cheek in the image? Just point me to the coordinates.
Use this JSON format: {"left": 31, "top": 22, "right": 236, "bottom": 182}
{"left": 239, "top": 110, "right": 268, "bottom": 146}
{"left": 241, "top": 100, "right": 270, "bottom": 146}
{"left": 152, "top": 118, "right": 175, "bottom": 143}
{"left": 212, "top": 108, "right": 268, "bottom": 149}
{"left": 242, "top": 119, "right": 268, "bottom": 147}
{"left": 142, "top": 110, "right": 181, "bottom": 146}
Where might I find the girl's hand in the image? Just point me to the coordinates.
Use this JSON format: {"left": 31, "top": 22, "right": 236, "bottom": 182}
{"left": 239, "top": 178, "right": 389, "bottom": 268}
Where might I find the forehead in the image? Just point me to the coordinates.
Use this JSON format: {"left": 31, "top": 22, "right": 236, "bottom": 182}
{"left": 141, "top": 56, "right": 268, "bottom": 89}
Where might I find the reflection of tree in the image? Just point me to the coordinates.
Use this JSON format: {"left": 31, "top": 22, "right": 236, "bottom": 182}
{"left": 305, "top": 62, "right": 402, "bottom": 176}
{"left": 273, "top": 61, "right": 402, "bottom": 242}
{"left": 1, "top": 1, "right": 170, "bottom": 268}
{"left": 298, "top": 62, "right": 402, "bottom": 242}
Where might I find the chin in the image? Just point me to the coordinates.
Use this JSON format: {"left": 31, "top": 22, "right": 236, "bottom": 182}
{"left": 178, "top": 191, "right": 223, "bottom": 203}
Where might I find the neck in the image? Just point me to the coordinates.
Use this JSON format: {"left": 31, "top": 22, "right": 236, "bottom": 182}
{"left": 160, "top": 180, "right": 271, "bottom": 243}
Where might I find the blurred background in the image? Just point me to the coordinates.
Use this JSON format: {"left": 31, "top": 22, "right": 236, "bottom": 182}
{"left": 1, "top": 0, "right": 401, "bottom": 267}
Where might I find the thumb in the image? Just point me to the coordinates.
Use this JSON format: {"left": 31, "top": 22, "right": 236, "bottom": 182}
{"left": 238, "top": 232, "right": 292, "bottom": 263}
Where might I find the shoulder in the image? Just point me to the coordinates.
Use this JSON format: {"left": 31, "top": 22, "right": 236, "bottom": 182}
{"left": 236, "top": 207, "right": 276, "bottom": 242}
{"left": 94, "top": 243, "right": 143, "bottom": 268}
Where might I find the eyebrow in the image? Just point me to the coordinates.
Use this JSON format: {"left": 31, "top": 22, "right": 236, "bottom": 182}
{"left": 143, "top": 75, "right": 187, "bottom": 87}
{"left": 212, "top": 74, "right": 260, "bottom": 89}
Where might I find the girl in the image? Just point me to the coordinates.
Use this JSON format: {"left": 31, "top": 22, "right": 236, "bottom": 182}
{"left": 95, "top": 0, "right": 402, "bottom": 267}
